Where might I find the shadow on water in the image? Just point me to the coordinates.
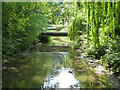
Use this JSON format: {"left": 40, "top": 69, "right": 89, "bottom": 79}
{"left": 2, "top": 47, "right": 115, "bottom": 88}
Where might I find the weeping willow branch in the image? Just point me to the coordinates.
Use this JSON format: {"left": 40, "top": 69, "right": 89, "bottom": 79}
{"left": 112, "top": 0, "right": 115, "bottom": 38}
{"left": 94, "top": 0, "right": 99, "bottom": 47}
{"left": 91, "top": 2, "right": 95, "bottom": 47}
{"left": 101, "top": 1, "right": 105, "bottom": 38}
{"left": 87, "top": 1, "right": 90, "bottom": 46}
{"left": 115, "top": 1, "right": 118, "bottom": 27}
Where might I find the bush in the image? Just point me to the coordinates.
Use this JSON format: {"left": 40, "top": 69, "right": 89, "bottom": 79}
{"left": 101, "top": 38, "right": 120, "bottom": 74}
{"left": 86, "top": 36, "right": 120, "bottom": 73}
{"left": 86, "top": 45, "right": 106, "bottom": 59}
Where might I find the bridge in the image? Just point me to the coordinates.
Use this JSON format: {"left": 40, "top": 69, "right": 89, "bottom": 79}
{"left": 41, "top": 31, "right": 68, "bottom": 36}
{"left": 41, "top": 25, "right": 68, "bottom": 36}
{"left": 46, "top": 27, "right": 63, "bottom": 30}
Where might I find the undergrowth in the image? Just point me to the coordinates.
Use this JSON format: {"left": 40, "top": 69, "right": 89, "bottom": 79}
{"left": 85, "top": 37, "right": 120, "bottom": 74}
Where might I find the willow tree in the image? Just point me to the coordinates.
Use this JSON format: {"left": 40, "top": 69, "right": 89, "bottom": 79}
{"left": 94, "top": 0, "right": 100, "bottom": 46}
{"left": 69, "top": 1, "right": 120, "bottom": 48}
{"left": 101, "top": 1, "right": 105, "bottom": 38}
{"left": 112, "top": 0, "right": 115, "bottom": 38}
{"left": 86, "top": 1, "right": 100, "bottom": 47}
{"left": 86, "top": 1, "right": 90, "bottom": 46}
{"left": 107, "top": 0, "right": 117, "bottom": 38}
{"left": 86, "top": 0, "right": 120, "bottom": 47}
{"left": 115, "top": 1, "right": 118, "bottom": 28}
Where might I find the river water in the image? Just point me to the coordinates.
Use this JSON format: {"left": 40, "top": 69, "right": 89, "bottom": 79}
{"left": 2, "top": 47, "right": 119, "bottom": 88}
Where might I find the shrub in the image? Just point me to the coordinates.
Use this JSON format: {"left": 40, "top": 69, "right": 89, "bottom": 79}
{"left": 86, "top": 45, "right": 106, "bottom": 59}
{"left": 101, "top": 38, "right": 120, "bottom": 74}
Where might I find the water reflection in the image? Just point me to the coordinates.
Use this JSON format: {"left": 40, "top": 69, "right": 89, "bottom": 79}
{"left": 44, "top": 67, "right": 80, "bottom": 88}
{"left": 2, "top": 50, "right": 113, "bottom": 88}
{"left": 3, "top": 52, "right": 77, "bottom": 88}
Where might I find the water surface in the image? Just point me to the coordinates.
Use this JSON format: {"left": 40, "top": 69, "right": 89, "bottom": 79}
{"left": 2, "top": 49, "right": 114, "bottom": 88}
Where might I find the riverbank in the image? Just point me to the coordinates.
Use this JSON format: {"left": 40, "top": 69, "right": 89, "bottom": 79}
{"left": 73, "top": 48, "right": 120, "bottom": 88}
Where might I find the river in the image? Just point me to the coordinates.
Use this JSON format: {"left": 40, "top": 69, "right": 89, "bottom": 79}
{"left": 3, "top": 46, "right": 119, "bottom": 88}
{"left": 2, "top": 37, "right": 120, "bottom": 88}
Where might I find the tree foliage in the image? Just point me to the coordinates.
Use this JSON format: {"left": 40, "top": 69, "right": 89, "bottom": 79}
{"left": 2, "top": 2, "right": 47, "bottom": 61}
{"left": 45, "top": 2, "right": 75, "bottom": 25}
{"left": 68, "top": 1, "right": 120, "bottom": 73}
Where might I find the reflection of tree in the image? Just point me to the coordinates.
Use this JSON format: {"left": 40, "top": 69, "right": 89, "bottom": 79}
{"left": 3, "top": 52, "right": 52, "bottom": 88}
{"left": 2, "top": 52, "right": 71, "bottom": 88}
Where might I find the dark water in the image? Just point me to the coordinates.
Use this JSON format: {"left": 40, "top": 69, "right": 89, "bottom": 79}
{"left": 2, "top": 49, "right": 117, "bottom": 88}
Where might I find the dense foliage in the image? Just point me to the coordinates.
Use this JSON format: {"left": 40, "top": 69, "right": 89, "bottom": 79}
{"left": 46, "top": 2, "right": 75, "bottom": 25}
{"left": 2, "top": 1, "right": 120, "bottom": 74}
{"left": 2, "top": 2, "right": 74, "bottom": 63}
{"left": 68, "top": 1, "right": 120, "bottom": 73}
{"left": 2, "top": 2, "right": 47, "bottom": 62}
